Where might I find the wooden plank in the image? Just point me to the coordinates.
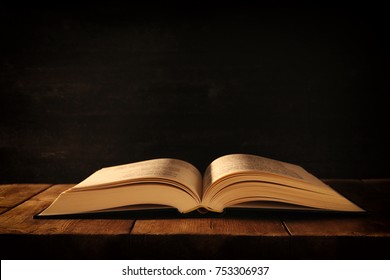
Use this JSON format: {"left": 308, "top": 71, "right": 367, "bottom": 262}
{"left": 132, "top": 217, "right": 288, "bottom": 236}
{"left": 130, "top": 216, "right": 290, "bottom": 259}
{"left": 0, "top": 184, "right": 133, "bottom": 235}
{"left": 283, "top": 179, "right": 390, "bottom": 236}
{"left": 0, "top": 207, "right": 9, "bottom": 214}
{"left": 2, "top": 181, "right": 389, "bottom": 259}
{"left": 281, "top": 179, "right": 390, "bottom": 259}
{"left": 30, "top": 184, "right": 74, "bottom": 202}
{"left": 0, "top": 184, "right": 134, "bottom": 259}
{"left": 0, "top": 184, "right": 52, "bottom": 208}
{"left": 282, "top": 214, "right": 390, "bottom": 237}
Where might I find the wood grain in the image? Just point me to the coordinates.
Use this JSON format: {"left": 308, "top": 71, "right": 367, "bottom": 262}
{"left": 0, "top": 184, "right": 52, "bottom": 208}
{"left": 283, "top": 180, "right": 390, "bottom": 237}
{"left": 130, "top": 216, "right": 290, "bottom": 259}
{"left": 1, "top": 181, "right": 389, "bottom": 259}
{"left": 30, "top": 184, "right": 74, "bottom": 202}
{"left": 132, "top": 217, "right": 288, "bottom": 236}
{"left": 0, "top": 184, "right": 133, "bottom": 235}
{"left": 281, "top": 179, "right": 390, "bottom": 259}
{"left": 0, "top": 184, "right": 135, "bottom": 259}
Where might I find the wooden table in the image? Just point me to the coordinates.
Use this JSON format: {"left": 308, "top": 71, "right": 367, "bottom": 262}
{"left": 1, "top": 180, "right": 389, "bottom": 259}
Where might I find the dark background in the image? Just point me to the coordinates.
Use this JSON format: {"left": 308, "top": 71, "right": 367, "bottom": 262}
{"left": 1, "top": 2, "right": 389, "bottom": 183}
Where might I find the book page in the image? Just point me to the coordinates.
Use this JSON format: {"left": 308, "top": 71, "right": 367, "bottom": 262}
{"left": 201, "top": 154, "right": 363, "bottom": 213}
{"left": 203, "top": 154, "right": 308, "bottom": 191}
{"left": 73, "top": 158, "right": 203, "bottom": 199}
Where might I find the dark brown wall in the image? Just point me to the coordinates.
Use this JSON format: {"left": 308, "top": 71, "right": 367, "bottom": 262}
{"left": 1, "top": 3, "right": 389, "bottom": 183}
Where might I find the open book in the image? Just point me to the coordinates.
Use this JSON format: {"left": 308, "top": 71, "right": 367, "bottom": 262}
{"left": 38, "top": 154, "right": 364, "bottom": 217}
